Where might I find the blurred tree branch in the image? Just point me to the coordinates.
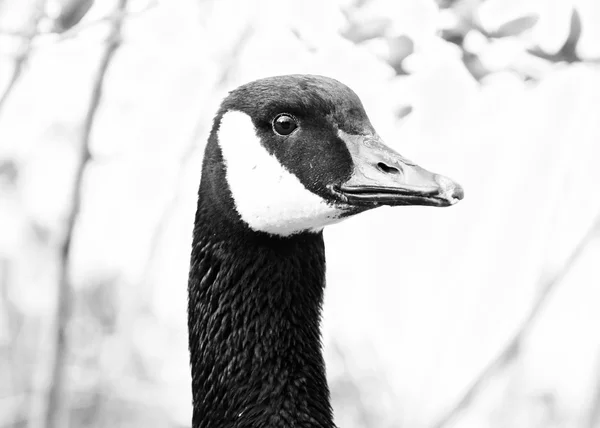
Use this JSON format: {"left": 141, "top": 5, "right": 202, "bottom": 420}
{"left": 141, "top": 21, "right": 254, "bottom": 277}
{"left": 589, "top": 356, "right": 600, "bottom": 428}
{"left": 0, "top": 257, "right": 28, "bottom": 426}
{"left": 0, "top": 0, "right": 46, "bottom": 117}
{"left": 44, "top": 1, "right": 128, "bottom": 428}
{"left": 433, "top": 211, "right": 600, "bottom": 428}
{"left": 51, "top": 0, "right": 156, "bottom": 42}
{"left": 0, "top": 1, "right": 156, "bottom": 44}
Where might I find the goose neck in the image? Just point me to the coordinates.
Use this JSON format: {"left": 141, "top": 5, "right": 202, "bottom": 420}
{"left": 188, "top": 211, "right": 334, "bottom": 428}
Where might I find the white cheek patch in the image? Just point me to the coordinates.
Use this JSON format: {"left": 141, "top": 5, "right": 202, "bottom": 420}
{"left": 217, "top": 110, "right": 345, "bottom": 236}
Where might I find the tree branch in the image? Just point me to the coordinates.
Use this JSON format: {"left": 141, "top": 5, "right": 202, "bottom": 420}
{"left": 51, "top": 1, "right": 156, "bottom": 43}
{"left": 0, "top": 0, "right": 47, "bottom": 117}
{"left": 44, "top": 1, "right": 128, "bottom": 428}
{"left": 432, "top": 212, "right": 600, "bottom": 428}
{"left": 0, "top": 2, "right": 155, "bottom": 46}
{"left": 138, "top": 22, "right": 254, "bottom": 290}
{"left": 587, "top": 355, "right": 600, "bottom": 428}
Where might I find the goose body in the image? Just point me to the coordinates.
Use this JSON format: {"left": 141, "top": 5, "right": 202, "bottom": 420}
{"left": 188, "top": 75, "right": 463, "bottom": 428}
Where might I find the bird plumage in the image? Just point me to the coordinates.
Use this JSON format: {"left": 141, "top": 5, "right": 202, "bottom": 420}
{"left": 188, "top": 74, "right": 463, "bottom": 427}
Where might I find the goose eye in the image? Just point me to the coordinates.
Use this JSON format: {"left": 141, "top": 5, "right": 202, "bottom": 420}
{"left": 272, "top": 114, "right": 298, "bottom": 136}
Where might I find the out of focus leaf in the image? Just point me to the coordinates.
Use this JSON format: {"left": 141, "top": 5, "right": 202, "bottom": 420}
{"left": 440, "top": 28, "right": 465, "bottom": 46}
{"left": 561, "top": 7, "right": 582, "bottom": 60}
{"left": 82, "top": 280, "right": 118, "bottom": 333}
{"left": 462, "top": 51, "right": 490, "bottom": 81}
{"left": 0, "top": 159, "right": 18, "bottom": 187}
{"left": 396, "top": 104, "right": 413, "bottom": 120}
{"left": 341, "top": 17, "right": 390, "bottom": 43}
{"left": 53, "top": 0, "right": 95, "bottom": 33}
{"left": 491, "top": 15, "right": 539, "bottom": 38}
{"left": 387, "top": 35, "right": 414, "bottom": 75}
{"left": 528, "top": 8, "right": 583, "bottom": 64}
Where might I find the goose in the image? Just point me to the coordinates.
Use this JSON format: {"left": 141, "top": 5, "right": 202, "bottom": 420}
{"left": 188, "top": 74, "right": 463, "bottom": 428}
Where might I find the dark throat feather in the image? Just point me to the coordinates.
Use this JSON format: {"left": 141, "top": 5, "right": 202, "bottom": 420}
{"left": 187, "top": 144, "right": 335, "bottom": 428}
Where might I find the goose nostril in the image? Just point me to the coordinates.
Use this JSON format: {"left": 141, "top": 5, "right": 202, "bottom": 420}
{"left": 377, "top": 162, "right": 400, "bottom": 174}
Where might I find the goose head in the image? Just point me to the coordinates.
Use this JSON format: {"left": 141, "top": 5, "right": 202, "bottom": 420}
{"left": 204, "top": 74, "right": 464, "bottom": 237}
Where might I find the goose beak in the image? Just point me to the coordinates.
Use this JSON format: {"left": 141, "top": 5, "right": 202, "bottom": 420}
{"left": 335, "top": 131, "right": 464, "bottom": 207}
